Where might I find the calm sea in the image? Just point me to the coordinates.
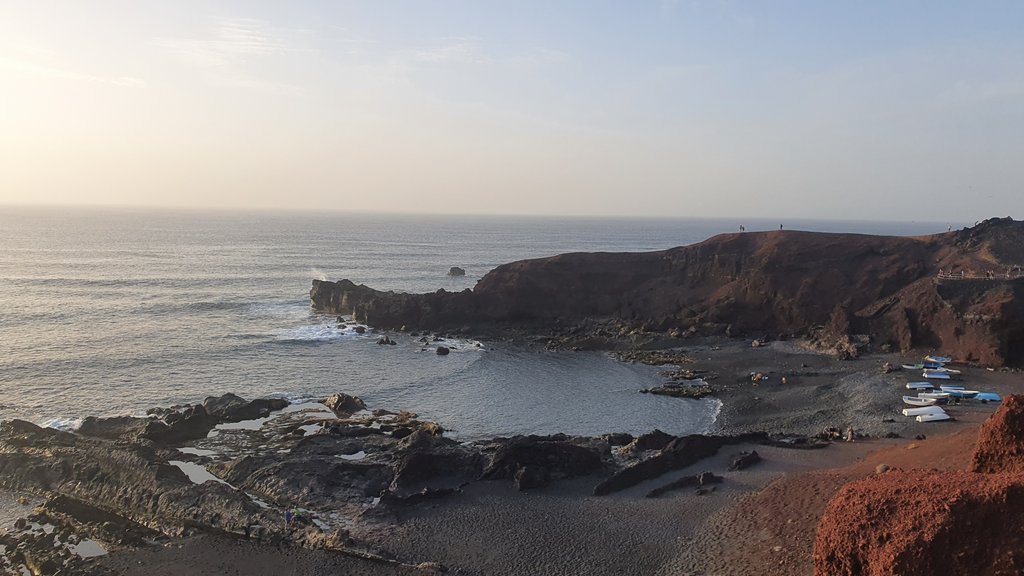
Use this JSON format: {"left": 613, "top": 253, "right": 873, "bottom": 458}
{"left": 0, "top": 206, "right": 962, "bottom": 438}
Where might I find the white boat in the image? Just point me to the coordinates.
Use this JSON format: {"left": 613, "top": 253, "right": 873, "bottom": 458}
{"left": 906, "top": 382, "right": 934, "bottom": 390}
{"left": 925, "top": 356, "right": 953, "bottom": 364}
{"left": 935, "top": 367, "right": 962, "bottom": 375}
{"left": 922, "top": 370, "right": 951, "bottom": 380}
{"left": 903, "top": 396, "right": 937, "bottom": 406}
{"left": 916, "top": 412, "right": 952, "bottom": 422}
{"left": 902, "top": 405, "right": 946, "bottom": 417}
{"left": 918, "top": 392, "right": 951, "bottom": 404}
{"left": 940, "top": 384, "right": 965, "bottom": 391}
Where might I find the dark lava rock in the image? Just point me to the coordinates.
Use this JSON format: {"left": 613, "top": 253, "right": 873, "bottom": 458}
{"left": 323, "top": 393, "right": 367, "bottom": 415}
{"left": 202, "top": 393, "right": 288, "bottom": 423}
{"left": 436, "top": 346, "right": 451, "bottom": 356}
{"left": 646, "top": 471, "right": 723, "bottom": 498}
{"left": 513, "top": 465, "right": 549, "bottom": 491}
{"left": 622, "top": 429, "right": 675, "bottom": 453}
{"left": 480, "top": 435, "right": 604, "bottom": 489}
{"left": 728, "top": 450, "right": 761, "bottom": 471}
{"left": 595, "top": 434, "right": 729, "bottom": 495}
{"left": 641, "top": 382, "right": 713, "bottom": 399}
{"left": 447, "top": 267, "right": 466, "bottom": 277}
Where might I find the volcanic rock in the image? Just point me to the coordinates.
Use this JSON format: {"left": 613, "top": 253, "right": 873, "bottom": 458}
{"left": 971, "top": 394, "right": 1024, "bottom": 474}
{"left": 312, "top": 218, "right": 1024, "bottom": 366}
{"left": 323, "top": 393, "right": 367, "bottom": 416}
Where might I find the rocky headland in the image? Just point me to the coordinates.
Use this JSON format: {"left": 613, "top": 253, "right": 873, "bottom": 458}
{"left": 311, "top": 217, "right": 1024, "bottom": 366}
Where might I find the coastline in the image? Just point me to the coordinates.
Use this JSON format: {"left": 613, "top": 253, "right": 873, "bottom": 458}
{"left": 3, "top": 336, "right": 1012, "bottom": 575}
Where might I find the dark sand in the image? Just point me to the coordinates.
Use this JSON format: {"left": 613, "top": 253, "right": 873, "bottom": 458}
{"left": 87, "top": 340, "right": 1021, "bottom": 575}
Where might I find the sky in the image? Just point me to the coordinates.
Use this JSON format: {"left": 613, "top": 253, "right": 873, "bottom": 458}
{"left": 1, "top": 1, "right": 1022, "bottom": 220}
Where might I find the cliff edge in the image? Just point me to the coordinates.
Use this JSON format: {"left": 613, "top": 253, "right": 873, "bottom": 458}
{"left": 311, "top": 217, "right": 1024, "bottom": 366}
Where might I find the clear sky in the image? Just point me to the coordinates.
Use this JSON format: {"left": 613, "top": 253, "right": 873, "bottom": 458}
{"left": 1, "top": 1, "right": 1022, "bottom": 220}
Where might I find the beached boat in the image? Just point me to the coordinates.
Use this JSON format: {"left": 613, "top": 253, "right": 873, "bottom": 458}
{"left": 922, "top": 362, "right": 943, "bottom": 370}
{"left": 933, "top": 367, "right": 962, "bottom": 374}
{"left": 976, "top": 392, "right": 1002, "bottom": 403}
{"left": 939, "top": 384, "right": 965, "bottom": 391}
{"left": 902, "top": 363, "right": 925, "bottom": 370}
{"left": 906, "top": 382, "right": 934, "bottom": 390}
{"left": 925, "top": 356, "right": 953, "bottom": 364}
{"left": 943, "top": 389, "right": 979, "bottom": 399}
{"left": 918, "top": 392, "right": 951, "bottom": 404}
{"left": 922, "top": 370, "right": 951, "bottom": 380}
{"left": 916, "top": 412, "right": 952, "bottom": 422}
{"left": 902, "top": 405, "right": 946, "bottom": 417}
{"left": 903, "top": 395, "right": 937, "bottom": 406}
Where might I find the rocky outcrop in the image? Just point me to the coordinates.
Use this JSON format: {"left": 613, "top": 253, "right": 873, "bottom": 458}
{"left": 312, "top": 218, "right": 1024, "bottom": 366}
{"left": 971, "top": 394, "right": 1024, "bottom": 474}
{"left": 813, "top": 395, "right": 1024, "bottom": 575}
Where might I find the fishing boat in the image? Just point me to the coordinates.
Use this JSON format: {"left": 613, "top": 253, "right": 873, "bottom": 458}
{"left": 903, "top": 395, "right": 937, "bottom": 406}
{"left": 925, "top": 356, "right": 953, "bottom": 364}
{"left": 922, "top": 370, "right": 951, "bottom": 380}
{"left": 918, "top": 391, "right": 950, "bottom": 404}
{"left": 902, "top": 405, "right": 946, "bottom": 417}
{"left": 902, "top": 363, "right": 925, "bottom": 370}
{"left": 906, "top": 382, "right": 934, "bottom": 390}
{"left": 922, "top": 362, "right": 944, "bottom": 370}
{"left": 939, "top": 384, "right": 965, "bottom": 391}
{"left": 943, "top": 389, "right": 979, "bottom": 399}
{"left": 934, "top": 367, "right": 962, "bottom": 374}
{"left": 917, "top": 412, "right": 952, "bottom": 422}
{"left": 976, "top": 392, "right": 1002, "bottom": 403}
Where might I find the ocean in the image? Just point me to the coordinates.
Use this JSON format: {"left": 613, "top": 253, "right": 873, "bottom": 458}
{"left": 0, "top": 206, "right": 964, "bottom": 439}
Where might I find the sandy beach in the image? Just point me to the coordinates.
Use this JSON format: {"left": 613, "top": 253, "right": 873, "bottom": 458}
{"left": 80, "top": 339, "right": 1018, "bottom": 576}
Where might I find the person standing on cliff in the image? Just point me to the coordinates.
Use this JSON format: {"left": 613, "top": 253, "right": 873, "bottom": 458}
{"left": 845, "top": 427, "right": 855, "bottom": 442}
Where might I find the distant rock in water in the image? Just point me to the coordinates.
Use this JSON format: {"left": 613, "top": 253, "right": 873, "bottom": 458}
{"left": 447, "top": 266, "right": 466, "bottom": 277}
{"left": 311, "top": 217, "right": 1024, "bottom": 366}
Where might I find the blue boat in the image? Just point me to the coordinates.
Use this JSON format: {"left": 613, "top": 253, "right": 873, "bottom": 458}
{"left": 925, "top": 356, "right": 953, "bottom": 364}
{"left": 975, "top": 392, "right": 1002, "bottom": 403}
{"left": 922, "top": 361, "right": 943, "bottom": 370}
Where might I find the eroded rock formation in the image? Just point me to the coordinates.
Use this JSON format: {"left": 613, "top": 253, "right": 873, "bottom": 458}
{"left": 813, "top": 395, "right": 1024, "bottom": 576}
{"left": 312, "top": 217, "right": 1024, "bottom": 366}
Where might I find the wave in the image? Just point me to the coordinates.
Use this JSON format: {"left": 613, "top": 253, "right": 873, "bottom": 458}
{"left": 43, "top": 417, "right": 83, "bottom": 431}
{"left": 272, "top": 322, "right": 373, "bottom": 343}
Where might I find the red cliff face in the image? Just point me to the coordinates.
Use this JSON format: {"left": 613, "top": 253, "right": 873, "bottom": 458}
{"left": 813, "top": 396, "right": 1024, "bottom": 576}
{"left": 311, "top": 217, "right": 1024, "bottom": 366}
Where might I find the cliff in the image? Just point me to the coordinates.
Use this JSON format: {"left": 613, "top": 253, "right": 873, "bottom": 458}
{"left": 311, "top": 217, "right": 1024, "bottom": 366}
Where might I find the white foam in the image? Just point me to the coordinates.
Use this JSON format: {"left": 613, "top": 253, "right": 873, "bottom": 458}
{"left": 169, "top": 461, "right": 231, "bottom": 486}
{"left": 338, "top": 450, "right": 366, "bottom": 461}
{"left": 279, "top": 402, "right": 336, "bottom": 418}
{"left": 42, "top": 417, "right": 82, "bottom": 431}
{"left": 69, "top": 540, "right": 107, "bottom": 558}
{"left": 274, "top": 322, "right": 373, "bottom": 343}
{"left": 177, "top": 447, "right": 218, "bottom": 457}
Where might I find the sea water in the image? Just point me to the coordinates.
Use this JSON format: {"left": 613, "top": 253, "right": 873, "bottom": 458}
{"left": 0, "top": 206, "right": 963, "bottom": 439}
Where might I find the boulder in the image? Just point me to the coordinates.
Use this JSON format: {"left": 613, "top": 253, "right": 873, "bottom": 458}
{"left": 447, "top": 267, "right": 466, "bottom": 277}
{"left": 480, "top": 435, "right": 604, "bottom": 488}
{"left": 202, "top": 393, "right": 288, "bottom": 423}
{"left": 323, "top": 393, "right": 367, "bottom": 416}
{"left": 435, "top": 346, "right": 450, "bottom": 356}
{"left": 727, "top": 450, "right": 761, "bottom": 471}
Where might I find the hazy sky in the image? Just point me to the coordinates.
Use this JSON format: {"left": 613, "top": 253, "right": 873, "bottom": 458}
{"left": 1, "top": 1, "right": 1022, "bottom": 220}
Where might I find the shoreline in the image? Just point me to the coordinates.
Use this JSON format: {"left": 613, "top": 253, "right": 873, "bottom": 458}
{"left": 1, "top": 338, "right": 1014, "bottom": 575}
